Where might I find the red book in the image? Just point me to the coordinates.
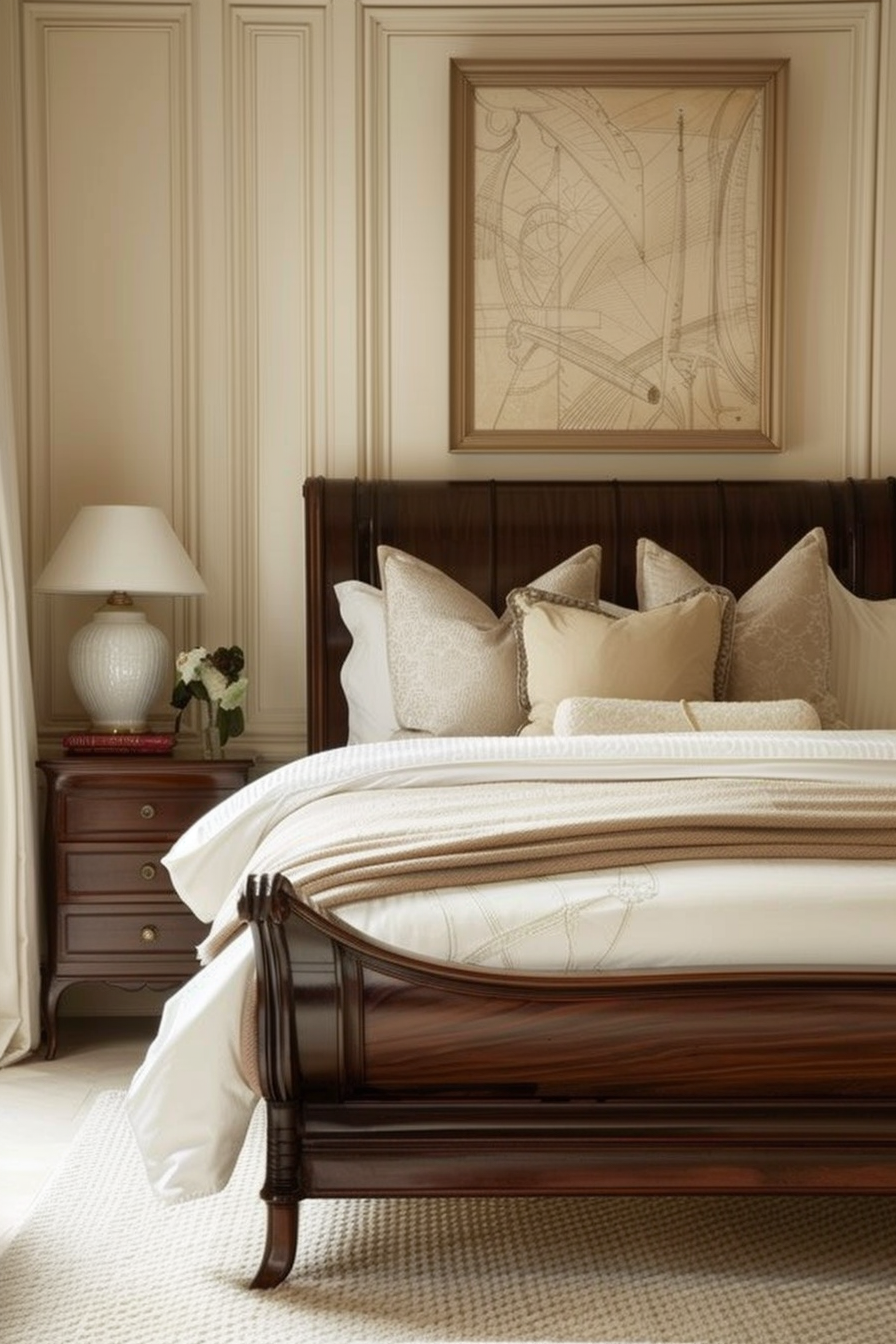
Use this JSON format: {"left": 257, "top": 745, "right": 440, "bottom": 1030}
{"left": 62, "top": 732, "right": 176, "bottom": 755}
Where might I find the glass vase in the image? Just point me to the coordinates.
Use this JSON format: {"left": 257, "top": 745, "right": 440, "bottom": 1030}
{"left": 201, "top": 702, "right": 224, "bottom": 759}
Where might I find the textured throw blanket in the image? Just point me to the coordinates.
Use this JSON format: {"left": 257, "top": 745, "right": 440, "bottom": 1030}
{"left": 276, "top": 775, "right": 896, "bottom": 912}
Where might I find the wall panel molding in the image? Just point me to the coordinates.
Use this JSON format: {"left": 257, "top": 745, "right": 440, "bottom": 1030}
{"left": 870, "top": 0, "right": 894, "bottom": 474}
{"left": 22, "top": 1, "right": 197, "bottom": 739}
{"left": 227, "top": 4, "right": 328, "bottom": 754}
{"left": 0, "top": 0, "right": 29, "bottom": 530}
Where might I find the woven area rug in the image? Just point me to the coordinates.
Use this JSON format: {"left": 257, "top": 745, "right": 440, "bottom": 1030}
{"left": 1, "top": 1092, "right": 894, "bottom": 1344}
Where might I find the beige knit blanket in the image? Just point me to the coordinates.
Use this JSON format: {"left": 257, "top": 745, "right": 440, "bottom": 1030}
{"left": 277, "top": 775, "right": 896, "bottom": 913}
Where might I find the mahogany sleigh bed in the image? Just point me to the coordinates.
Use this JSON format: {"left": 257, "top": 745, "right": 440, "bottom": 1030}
{"left": 237, "top": 475, "right": 896, "bottom": 1289}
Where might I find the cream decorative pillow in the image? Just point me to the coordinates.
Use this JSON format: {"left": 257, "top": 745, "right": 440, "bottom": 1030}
{"left": 636, "top": 528, "right": 843, "bottom": 727}
{"left": 379, "top": 544, "right": 601, "bottom": 736}
{"left": 508, "top": 587, "right": 727, "bottom": 736}
{"left": 599, "top": 599, "right": 636, "bottom": 619}
{"left": 827, "top": 571, "right": 896, "bottom": 728}
{"left": 554, "top": 696, "right": 822, "bottom": 736}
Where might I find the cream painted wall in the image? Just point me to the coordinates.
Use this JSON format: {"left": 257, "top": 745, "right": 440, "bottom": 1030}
{"left": 2, "top": 0, "right": 896, "bottom": 769}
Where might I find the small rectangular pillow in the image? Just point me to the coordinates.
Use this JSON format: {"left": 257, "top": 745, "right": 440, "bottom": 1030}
{"left": 827, "top": 571, "right": 896, "bottom": 728}
{"left": 508, "top": 586, "right": 727, "bottom": 736}
{"left": 636, "top": 528, "right": 843, "bottom": 728}
{"left": 554, "top": 696, "right": 822, "bottom": 736}
{"left": 379, "top": 544, "right": 601, "bottom": 736}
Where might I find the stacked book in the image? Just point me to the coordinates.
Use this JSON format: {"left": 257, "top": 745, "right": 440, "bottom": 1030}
{"left": 62, "top": 732, "right": 176, "bottom": 755}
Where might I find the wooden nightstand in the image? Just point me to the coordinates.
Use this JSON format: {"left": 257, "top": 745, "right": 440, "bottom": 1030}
{"left": 37, "top": 755, "right": 253, "bottom": 1058}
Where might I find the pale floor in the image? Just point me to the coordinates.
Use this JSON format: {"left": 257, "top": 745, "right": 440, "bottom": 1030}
{"left": 0, "top": 1016, "right": 158, "bottom": 1256}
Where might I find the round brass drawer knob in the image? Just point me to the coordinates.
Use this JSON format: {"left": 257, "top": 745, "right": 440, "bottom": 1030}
{"left": 140, "top": 804, "right": 156, "bottom": 820}
{"left": 140, "top": 862, "right": 158, "bottom": 882}
{"left": 140, "top": 924, "right": 159, "bottom": 944}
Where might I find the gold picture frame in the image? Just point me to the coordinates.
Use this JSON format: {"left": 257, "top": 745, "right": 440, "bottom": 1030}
{"left": 450, "top": 58, "right": 788, "bottom": 452}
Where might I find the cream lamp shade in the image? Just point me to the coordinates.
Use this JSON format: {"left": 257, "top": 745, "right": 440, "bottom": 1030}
{"left": 35, "top": 505, "right": 207, "bottom": 734}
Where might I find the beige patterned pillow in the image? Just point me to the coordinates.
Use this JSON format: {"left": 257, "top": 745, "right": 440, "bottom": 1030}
{"left": 554, "top": 696, "right": 822, "bottom": 736}
{"left": 379, "top": 544, "right": 601, "bottom": 735}
{"left": 636, "top": 529, "right": 843, "bottom": 727}
{"left": 508, "top": 587, "right": 727, "bottom": 736}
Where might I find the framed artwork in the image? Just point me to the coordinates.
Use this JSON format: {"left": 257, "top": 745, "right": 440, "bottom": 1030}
{"left": 449, "top": 59, "right": 788, "bottom": 452}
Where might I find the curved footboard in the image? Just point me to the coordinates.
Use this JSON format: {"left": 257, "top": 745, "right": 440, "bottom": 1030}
{"left": 241, "top": 870, "right": 896, "bottom": 1289}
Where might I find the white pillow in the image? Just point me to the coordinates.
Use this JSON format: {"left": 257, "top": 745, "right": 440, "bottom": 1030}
{"left": 827, "top": 571, "right": 896, "bottom": 728}
{"left": 379, "top": 545, "right": 602, "bottom": 736}
{"left": 554, "top": 696, "right": 822, "bottom": 735}
{"left": 334, "top": 581, "right": 399, "bottom": 745}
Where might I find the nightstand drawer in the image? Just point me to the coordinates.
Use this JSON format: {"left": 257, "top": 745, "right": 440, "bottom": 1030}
{"left": 63, "top": 790, "right": 228, "bottom": 839}
{"left": 58, "top": 907, "right": 206, "bottom": 960}
{"left": 63, "top": 848, "right": 174, "bottom": 898}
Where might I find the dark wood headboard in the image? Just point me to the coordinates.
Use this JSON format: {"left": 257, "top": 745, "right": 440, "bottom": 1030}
{"left": 304, "top": 477, "right": 896, "bottom": 754}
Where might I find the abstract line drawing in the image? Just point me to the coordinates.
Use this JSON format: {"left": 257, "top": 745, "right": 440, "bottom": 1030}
{"left": 450, "top": 60, "right": 787, "bottom": 451}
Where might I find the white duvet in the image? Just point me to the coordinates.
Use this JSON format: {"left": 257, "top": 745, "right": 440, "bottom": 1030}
{"left": 126, "top": 731, "right": 896, "bottom": 1204}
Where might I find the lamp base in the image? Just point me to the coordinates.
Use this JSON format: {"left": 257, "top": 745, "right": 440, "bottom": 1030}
{"left": 68, "top": 606, "right": 170, "bottom": 734}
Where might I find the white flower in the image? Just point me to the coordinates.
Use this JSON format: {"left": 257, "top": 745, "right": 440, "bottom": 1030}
{"left": 220, "top": 676, "right": 248, "bottom": 711}
{"left": 171, "top": 643, "right": 247, "bottom": 744}
{"left": 198, "top": 665, "right": 229, "bottom": 703}
{"left": 176, "top": 647, "right": 208, "bottom": 684}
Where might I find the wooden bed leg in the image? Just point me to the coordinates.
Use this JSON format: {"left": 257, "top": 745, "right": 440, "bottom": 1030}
{"left": 250, "top": 1099, "right": 302, "bottom": 1289}
{"left": 251, "top": 1201, "right": 300, "bottom": 1290}
{"left": 239, "top": 874, "right": 304, "bottom": 1290}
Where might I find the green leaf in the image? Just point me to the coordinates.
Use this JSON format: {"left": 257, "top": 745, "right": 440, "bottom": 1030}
{"left": 217, "top": 705, "right": 245, "bottom": 747}
{"left": 170, "top": 681, "right": 193, "bottom": 711}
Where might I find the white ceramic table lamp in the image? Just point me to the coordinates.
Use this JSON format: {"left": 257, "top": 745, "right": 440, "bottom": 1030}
{"left": 35, "top": 505, "right": 207, "bottom": 733}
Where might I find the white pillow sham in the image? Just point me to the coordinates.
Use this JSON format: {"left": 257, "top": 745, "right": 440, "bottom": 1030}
{"left": 827, "top": 571, "right": 896, "bottom": 728}
{"left": 334, "top": 580, "right": 400, "bottom": 745}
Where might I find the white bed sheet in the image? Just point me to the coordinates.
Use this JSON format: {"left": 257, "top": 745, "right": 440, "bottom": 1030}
{"left": 125, "top": 731, "right": 896, "bottom": 1205}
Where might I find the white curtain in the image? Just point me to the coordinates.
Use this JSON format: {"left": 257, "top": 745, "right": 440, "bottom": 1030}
{"left": 0, "top": 200, "right": 40, "bottom": 1066}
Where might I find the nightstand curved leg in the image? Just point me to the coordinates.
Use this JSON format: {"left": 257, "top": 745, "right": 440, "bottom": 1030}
{"left": 43, "top": 979, "right": 67, "bottom": 1060}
